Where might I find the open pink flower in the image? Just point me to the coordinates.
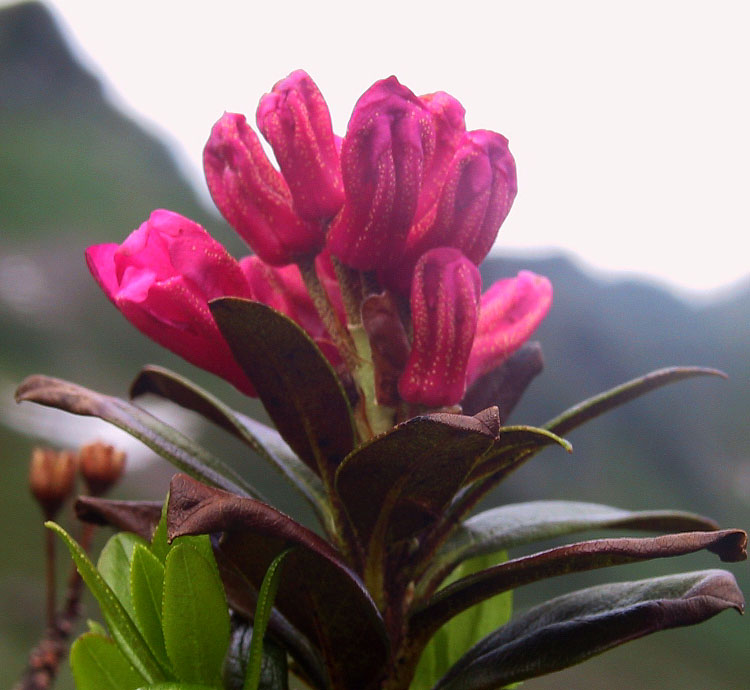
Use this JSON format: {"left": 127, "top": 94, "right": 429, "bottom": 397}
{"left": 398, "top": 248, "right": 481, "bottom": 406}
{"left": 257, "top": 70, "right": 344, "bottom": 222}
{"left": 85, "top": 210, "right": 256, "bottom": 395}
{"left": 204, "top": 112, "right": 322, "bottom": 265}
{"left": 327, "top": 76, "right": 435, "bottom": 270}
{"left": 466, "top": 270, "right": 553, "bottom": 386}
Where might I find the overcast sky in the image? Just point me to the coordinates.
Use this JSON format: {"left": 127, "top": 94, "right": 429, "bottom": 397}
{"left": 17, "top": 0, "right": 750, "bottom": 295}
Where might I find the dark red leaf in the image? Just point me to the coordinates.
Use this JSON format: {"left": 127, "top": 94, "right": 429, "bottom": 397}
{"left": 167, "top": 474, "right": 389, "bottom": 690}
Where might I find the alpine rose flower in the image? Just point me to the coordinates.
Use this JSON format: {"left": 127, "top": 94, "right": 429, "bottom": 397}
{"left": 85, "top": 210, "right": 256, "bottom": 395}
{"left": 383, "top": 129, "right": 517, "bottom": 293}
{"left": 204, "top": 112, "right": 322, "bottom": 265}
{"left": 466, "top": 270, "right": 553, "bottom": 386}
{"left": 327, "top": 76, "right": 435, "bottom": 270}
{"left": 398, "top": 248, "right": 481, "bottom": 406}
{"left": 257, "top": 70, "right": 344, "bottom": 221}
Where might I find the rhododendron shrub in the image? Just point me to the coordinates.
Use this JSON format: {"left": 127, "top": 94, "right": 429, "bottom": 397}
{"left": 16, "top": 71, "right": 745, "bottom": 690}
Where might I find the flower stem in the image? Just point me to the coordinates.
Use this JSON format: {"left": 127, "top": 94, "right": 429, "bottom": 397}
{"left": 297, "top": 255, "right": 358, "bottom": 371}
{"left": 45, "top": 526, "right": 55, "bottom": 630}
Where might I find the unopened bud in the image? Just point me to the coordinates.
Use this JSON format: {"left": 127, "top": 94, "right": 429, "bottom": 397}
{"left": 204, "top": 112, "right": 323, "bottom": 265}
{"left": 78, "top": 442, "right": 126, "bottom": 496}
{"left": 29, "top": 447, "right": 77, "bottom": 518}
{"left": 328, "top": 76, "right": 435, "bottom": 270}
{"left": 398, "top": 248, "right": 481, "bottom": 407}
{"left": 257, "top": 70, "right": 344, "bottom": 221}
{"left": 466, "top": 271, "right": 552, "bottom": 386}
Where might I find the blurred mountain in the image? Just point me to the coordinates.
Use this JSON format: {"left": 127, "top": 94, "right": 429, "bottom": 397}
{"left": 1, "top": 2, "right": 747, "bottom": 688}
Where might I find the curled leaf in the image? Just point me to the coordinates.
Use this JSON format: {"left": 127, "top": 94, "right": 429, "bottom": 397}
{"left": 420, "top": 500, "right": 722, "bottom": 593}
{"left": 130, "top": 365, "right": 332, "bottom": 534}
{"left": 15, "top": 375, "right": 262, "bottom": 499}
{"left": 434, "top": 570, "right": 744, "bottom": 689}
{"left": 412, "top": 529, "right": 747, "bottom": 643}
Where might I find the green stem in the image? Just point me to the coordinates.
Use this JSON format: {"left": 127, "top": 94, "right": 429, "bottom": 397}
{"left": 297, "top": 255, "right": 358, "bottom": 372}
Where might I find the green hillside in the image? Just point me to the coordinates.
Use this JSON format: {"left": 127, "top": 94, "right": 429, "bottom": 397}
{"left": 1, "top": 3, "right": 747, "bottom": 688}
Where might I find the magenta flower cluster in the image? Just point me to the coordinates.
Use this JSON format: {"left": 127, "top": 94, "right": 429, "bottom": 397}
{"left": 87, "top": 71, "right": 552, "bottom": 408}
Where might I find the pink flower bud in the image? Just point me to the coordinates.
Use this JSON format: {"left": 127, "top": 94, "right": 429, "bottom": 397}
{"left": 398, "top": 248, "right": 481, "bottom": 407}
{"left": 204, "top": 112, "right": 322, "bottom": 266}
{"left": 327, "top": 76, "right": 435, "bottom": 270}
{"left": 466, "top": 271, "right": 552, "bottom": 386}
{"left": 86, "top": 210, "right": 256, "bottom": 395}
{"left": 416, "top": 91, "right": 466, "bottom": 218}
{"left": 240, "top": 256, "right": 343, "bottom": 367}
{"left": 257, "top": 70, "right": 344, "bottom": 221}
{"left": 380, "top": 129, "right": 516, "bottom": 294}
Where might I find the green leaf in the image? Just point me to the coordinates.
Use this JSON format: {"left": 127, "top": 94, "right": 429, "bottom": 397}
{"left": 209, "top": 298, "right": 356, "bottom": 484}
{"left": 245, "top": 549, "right": 294, "bottom": 690}
{"left": 15, "top": 374, "right": 263, "bottom": 499}
{"left": 86, "top": 619, "right": 108, "bottom": 636}
{"left": 421, "top": 500, "right": 722, "bottom": 594}
{"left": 543, "top": 366, "right": 726, "bottom": 437}
{"left": 434, "top": 570, "right": 745, "bottom": 689}
{"left": 47, "top": 522, "right": 166, "bottom": 684}
{"left": 98, "top": 532, "right": 150, "bottom": 618}
{"left": 167, "top": 474, "right": 388, "bottom": 690}
{"left": 131, "top": 544, "right": 169, "bottom": 668}
{"left": 412, "top": 552, "right": 512, "bottom": 690}
{"left": 130, "top": 365, "right": 332, "bottom": 535}
{"left": 71, "top": 632, "right": 147, "bottom": 690}
{"left": 162, "top": 543, "right": 231, "bottom": 685}
{"left": 411, "top": 529, "right": 746, "bottom": 644}
{"left": 138, "top": 681, "right": 222, "bottom": 690}
{"left": 150, "top": 499, "right": 171, "bottom": 563}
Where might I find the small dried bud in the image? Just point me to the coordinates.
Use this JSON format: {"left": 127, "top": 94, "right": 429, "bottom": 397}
{"left": 78, "top": 442, "right": 126, "bottom": 496}
{"left": 29, "top": 447, "right": 77, "bottom": 518}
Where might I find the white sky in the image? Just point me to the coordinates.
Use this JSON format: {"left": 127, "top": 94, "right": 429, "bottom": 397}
{"left": 18, "top": 0, "right": 750, "bottom": 294}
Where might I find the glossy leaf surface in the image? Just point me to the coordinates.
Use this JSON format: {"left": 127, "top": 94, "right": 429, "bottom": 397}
{"left": 435, "top": 570, "right": 744, "bottom": 689}
{"left": 130, "top": 365, "right": 331, "bottom": 532}
{"left": 70, "top": 632, "right": 146, "bottom": 690}
{"left": 413, "top": 529, "right": 746, "bottom": 641}
{"left": 422, "top": 500, "right": 722, "bottom": 592}
{"left": 167, "top": 474, "right": 389, "bottom": 690}
{"left": 16, "top": 375, "right": 261, "bottom": 498}
{"left": 130, "top": 544, "right": 168, "bottom": 668}
{"left": 162, "top": 543, "right": 231, "bottom": 685}
{"left": 47, "top": 522, "right": 166, "bottom": 683}
{"left": 98, "top": 532, "right": 149, "bottom": 619}
{"left": 210, "top": 298, "right": 355, "bottom": 483}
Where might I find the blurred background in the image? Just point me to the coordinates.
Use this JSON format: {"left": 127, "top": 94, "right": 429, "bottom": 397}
{"left": 1, "top": 1, "right": 748, "bottom": 688}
